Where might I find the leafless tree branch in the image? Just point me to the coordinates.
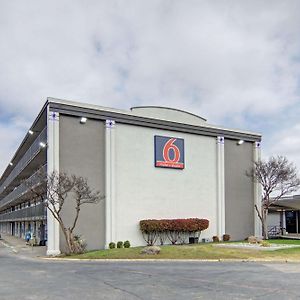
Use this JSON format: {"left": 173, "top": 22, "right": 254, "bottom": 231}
{"left": 247, "top": 155, "right": 300, "bottom": 239}
{"left": 26, "top": 169, "right": 104, "bottom": 254}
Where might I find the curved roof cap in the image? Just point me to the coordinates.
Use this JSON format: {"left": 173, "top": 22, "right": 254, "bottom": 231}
{"left": 130, "top": 106, "right": 207, "bottom": 126}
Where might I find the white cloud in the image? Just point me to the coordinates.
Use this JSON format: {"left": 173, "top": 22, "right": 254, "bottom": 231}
{"left": 0, "top": 119, "right": 29, "bottom": 176}
{"left": 266, "top": 123, "right": 300, "bottom": 174}
{"left": 0, "top": 0, "right": 300, "bottom": 174}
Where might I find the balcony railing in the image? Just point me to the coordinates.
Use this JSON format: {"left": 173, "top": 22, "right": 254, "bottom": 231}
{"left": 0, "top": 127, "right": 47, "bottom": 195}
{"left": 0, "top": 164, "right": 47, "bottom": 210}
{"left": 0, "top": 202, "right": 46, "bottom": 222}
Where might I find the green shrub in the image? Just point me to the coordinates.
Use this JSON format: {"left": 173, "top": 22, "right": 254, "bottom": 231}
{"left": 124, "top": 240, "right": 131, "bottom": 248}
{"left": 212, "top": 236, "right": 220, "bottom": 242}
{"left": 223, "top": 234, "right": 231, "bottom": 242}
{"left": 117, "top": 241, "right": 123, "bottom": 248}
{"left": 109, "top": 242, "right": 116, "bottom": 249}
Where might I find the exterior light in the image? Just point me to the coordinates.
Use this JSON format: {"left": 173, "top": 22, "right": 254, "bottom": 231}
{"left": 9, "top": 162, "right": 13, "bottom": 166}
{"left": 39, "top": 142, "right": 46, "bottom": 148}
{"left": 28, "top": 130, "right": 34, "bottom": 135}
{"left": 80, "top": 117, "right": 87, "bottom": 124}
{"left": 237, "top": 140, "right": 244, "bottom": 145}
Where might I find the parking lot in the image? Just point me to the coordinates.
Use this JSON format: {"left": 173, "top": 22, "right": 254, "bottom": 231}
{"left": 1, "top": 241, "right": 300, "bottom": 299}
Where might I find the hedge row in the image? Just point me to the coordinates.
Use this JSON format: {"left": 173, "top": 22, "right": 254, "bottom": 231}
{"left": 140, "top": 218, "right": 209, "bottom": 246}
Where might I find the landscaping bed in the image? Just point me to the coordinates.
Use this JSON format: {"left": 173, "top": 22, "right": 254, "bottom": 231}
{"left": 67, "top": 239, "right": 300, "bottom": 260}
{"left": 214, "top": 242, "right": 300, "bottom": 251}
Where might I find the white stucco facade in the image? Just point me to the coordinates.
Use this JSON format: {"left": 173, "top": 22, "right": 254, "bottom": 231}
{"left": 109, "top": 123, "right": 218, "bottom": 246}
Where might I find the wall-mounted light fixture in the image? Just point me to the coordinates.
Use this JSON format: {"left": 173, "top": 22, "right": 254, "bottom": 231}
{"left": 28, "top": 130, "right": 34, "bottom": 135}
{"left": 80, "top": 117, "right": 87, "bottom": 124}
{"left": 39, "top": 142, "right": 47, "bottom": 148}
{"left": 237, "top": 140, "right": 244, "bottom": 145}
{"left": 9, "top": 162, "right": 13, "bottom": 166}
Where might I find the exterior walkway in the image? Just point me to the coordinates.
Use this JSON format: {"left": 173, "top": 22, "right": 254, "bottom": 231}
{"left": 276, "top": 234, "right": 300, "bottom": 240}
{"left": 0, "top": 233, "right": 46, "bottom": 258}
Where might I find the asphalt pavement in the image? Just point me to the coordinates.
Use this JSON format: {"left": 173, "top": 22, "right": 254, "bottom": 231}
{"left": 1, "top": 237, "right": 300, "bottom": 299}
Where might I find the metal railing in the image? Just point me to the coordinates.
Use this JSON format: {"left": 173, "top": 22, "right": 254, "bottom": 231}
{"left": 0, "top": 165, "right": 47, "bottom": 210}
{"left": 268, "top": 225, "right": 284, "bottom": 236}
{"left": 0, "top": 202, "right": 46, "bottom": 222}
{"left": 0, "top": 127, "right": 47, "bottom": 195}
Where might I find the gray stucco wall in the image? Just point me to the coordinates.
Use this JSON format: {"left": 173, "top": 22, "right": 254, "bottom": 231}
{"left": 224, "top": 140, "right": 254, "bottom": 240}
{"left": 59, "top": 115, "right": 105, "bottom": 251}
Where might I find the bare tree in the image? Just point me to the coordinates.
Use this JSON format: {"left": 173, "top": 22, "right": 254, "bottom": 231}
{"left": 27, "top": 170, "right": 104, "bottom": 254}
{"left": 247, "top": 156, "right": 300, "bottom": 239}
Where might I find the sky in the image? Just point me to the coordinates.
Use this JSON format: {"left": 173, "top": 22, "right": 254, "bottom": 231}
{"left": 0, "top": 0, "right": 300, "bottom": 176}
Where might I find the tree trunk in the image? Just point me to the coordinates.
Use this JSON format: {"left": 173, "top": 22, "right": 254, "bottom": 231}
{"left": 61, "top": 228, "right": 73, "bottom": 254}
{"left": 262, "top": 208, "right": 269, "bottom": 240}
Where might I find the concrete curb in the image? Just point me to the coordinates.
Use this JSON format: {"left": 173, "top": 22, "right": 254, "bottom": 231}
{"left": 41, "top": 257, "right": 300, "bottom": 263}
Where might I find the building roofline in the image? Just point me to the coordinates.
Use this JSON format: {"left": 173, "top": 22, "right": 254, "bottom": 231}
{"left": 0, "top": 100, "right": 49, "bottom": 184}
{"left": 48, "top": 97, "right": 262, "bottom": 140}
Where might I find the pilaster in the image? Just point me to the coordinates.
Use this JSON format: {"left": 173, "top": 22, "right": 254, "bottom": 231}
{"left": 253, "top": 141, "right": 262, "bottom": 237}
{"left": 105, "top": 120, "right": 116, "bottom": 248}
{"left": 216, "top": 136, "right": 225, "bottom": 237}
{"left": 46, "top": 109, "right": 61, "bottom": 256}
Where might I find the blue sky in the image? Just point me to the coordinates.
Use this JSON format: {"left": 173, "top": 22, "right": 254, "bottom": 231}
{"left": 1, "top": 0, "right": 300, "bottom": 175}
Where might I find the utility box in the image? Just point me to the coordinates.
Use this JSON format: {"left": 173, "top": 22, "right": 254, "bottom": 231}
{"left": 189, "top": 237, "right": 199, "bottom": 244}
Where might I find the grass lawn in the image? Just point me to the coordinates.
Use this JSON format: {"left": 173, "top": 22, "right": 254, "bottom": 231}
{"left": 68, "top": 239, "right": 300, "bottom": 260}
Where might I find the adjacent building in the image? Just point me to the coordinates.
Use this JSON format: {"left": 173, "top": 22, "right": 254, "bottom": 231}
{"left": 268, "top": 195, "right": 300, "bottom": 236}
{"left": 0, "top": 98, "right": 262, "bottom": 255}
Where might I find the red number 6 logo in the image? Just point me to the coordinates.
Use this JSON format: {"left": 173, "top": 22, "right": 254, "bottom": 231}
{"left": 163, "top": 138, "right": 180, "bottom": 163}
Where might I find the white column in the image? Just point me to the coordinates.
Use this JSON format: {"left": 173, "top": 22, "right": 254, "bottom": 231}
{"left": 46, "top": 109, "right": 61, "bottom": 256}
{"left": 296, "top": 212, "right": 298, "bottom": 234}
{"left": 105, "top": 120, "right": 116, "bottom": 248}
{"left": 216, "top": 136, "right": 225, "bottom": 238}
{"left": 253, "top": 141, "right": 262, "bottom": 237}
{"left": 282, "top": 210, "right": 286, "bottom": 234}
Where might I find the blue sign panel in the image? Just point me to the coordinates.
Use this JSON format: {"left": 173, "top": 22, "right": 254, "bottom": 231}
{"left": 154, "top": 135, "right": 184, "bottom": 169}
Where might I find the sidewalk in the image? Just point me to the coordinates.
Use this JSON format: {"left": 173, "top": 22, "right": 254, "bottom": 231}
{"left": 0, "top": 233, "right": 46, "bottom": 258}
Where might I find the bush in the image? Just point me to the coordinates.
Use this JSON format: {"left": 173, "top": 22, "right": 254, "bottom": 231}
{"left": 124, "top": 240, "right": 131, "bottom": 248}
{"left": 117, "top": 241, "right": 123, "bottom": 248}
{"left": 73, "top": 235, "right": 87, "bottom": 254}
{"left": 212, "top": 236, "right": 220, "bottom": 242}
{"left": 140, "top": 218, "right": 209, "bottom": 246}
{"left": 109, "top": 242, "right": 116, "bottom": 249}
{"left": 223, "top": 234, "right": 231, "bottom": 242}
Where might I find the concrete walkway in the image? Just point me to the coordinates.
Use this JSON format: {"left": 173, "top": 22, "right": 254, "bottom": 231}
{"left": 276, "top": 234, "right": 300, "bottom": 240}
{"left": 0, "top": 233, "right": 46, "bottom": 258}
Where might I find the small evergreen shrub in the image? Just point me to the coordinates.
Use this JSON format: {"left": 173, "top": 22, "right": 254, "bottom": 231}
{"left": 117, "top": 241, "right": 123, "bottom": 248}
{"left": 212, "top": 236, "right": 220, "bottom": 242}
{"left": 223, "top": 234, "right": 231, "bottom": 242}
{"left": 109, "top": 242, "right": 116, "bottom": 249}
{"left": 124, "top": 240, "right": 131, "bottom": 248}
